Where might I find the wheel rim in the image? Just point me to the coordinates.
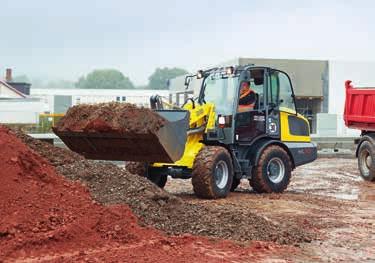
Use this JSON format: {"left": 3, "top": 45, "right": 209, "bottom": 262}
{"left": 267, "top": 157, "right": 285, "bottom": 184}
{"left": 359, "top": 149, "right": 371, "bottom": 177}
{"left": 215, "top": 160, "right": 229, "bottom": 189}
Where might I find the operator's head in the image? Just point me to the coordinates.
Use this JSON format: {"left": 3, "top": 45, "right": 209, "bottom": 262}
{"left": 240, "top": 82, "right": 251, "bottom": 98}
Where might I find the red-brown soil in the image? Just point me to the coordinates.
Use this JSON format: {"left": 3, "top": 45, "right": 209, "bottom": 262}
{"left": 0, "top": 125, "right": 292, "bottom": 262}
{"left": 14, "top": 128, "right": 312, "bottom": 245}
{"left": 54, "top": 102, "right": 166, "bottom": 134}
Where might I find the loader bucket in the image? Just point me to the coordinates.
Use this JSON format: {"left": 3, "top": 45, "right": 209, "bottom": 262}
{"left": 53, "top": 110, "right": 190, "bottom": 163}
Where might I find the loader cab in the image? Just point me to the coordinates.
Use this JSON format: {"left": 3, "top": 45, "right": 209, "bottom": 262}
{"left": 234, "top": 67, "right": 298, "bottom": 143}
{"left": 198, "top": 66, "right": 303, "bottom": 145}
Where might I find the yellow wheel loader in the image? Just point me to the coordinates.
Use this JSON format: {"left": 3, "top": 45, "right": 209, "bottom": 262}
{"left": 55, "top": 65, "right": 317, "bottom": 199}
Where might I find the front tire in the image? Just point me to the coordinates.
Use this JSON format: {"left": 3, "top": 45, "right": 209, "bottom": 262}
{"left": 250, "top": 145, "right": 292, "bottom": 193}
{"left": 192, "top": 146, "right": 234, "bottom": 199}
{"left": 357, "top": 141, "right": 375, "bottom": 182}
{"left": 125, "top": 162, "right": 168, "bottom": 188}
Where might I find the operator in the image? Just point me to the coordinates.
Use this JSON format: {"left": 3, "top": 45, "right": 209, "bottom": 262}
{"left": 238, "top": 81, "right": 256, "bottom": 112}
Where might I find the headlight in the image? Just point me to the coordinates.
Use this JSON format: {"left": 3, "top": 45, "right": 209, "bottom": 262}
{"left": 197, "top": 70, "right": 204, "bottom": 79}
{"left": 226, "top": 66, "right": 234, "bottom": 75}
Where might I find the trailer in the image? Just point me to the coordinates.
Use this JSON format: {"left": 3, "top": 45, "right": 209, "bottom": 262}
{"left": 344, "top": 80, "right": 375, "bottom": 181}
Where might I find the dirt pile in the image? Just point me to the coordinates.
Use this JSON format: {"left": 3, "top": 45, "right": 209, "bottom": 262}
{"left": 0, "top": 125, "right": 291, "bottom": 262}
{"left": 0, "top": 125, "right": 156, "bottom": 259}
{"left": 54, "top": 102, "right": 166, "bottom": 134}
{"left": 14, "top": 128, "right": 314, "bottom": 245}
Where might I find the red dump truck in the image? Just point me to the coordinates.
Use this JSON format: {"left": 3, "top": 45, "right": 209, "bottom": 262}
{"left": 344, "top": 80, "right": 375, "bottom": 182}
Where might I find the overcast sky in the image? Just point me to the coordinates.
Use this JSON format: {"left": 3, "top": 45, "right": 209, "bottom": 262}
{"left": 0, "top": 0, "right": 374, "bottom": 85}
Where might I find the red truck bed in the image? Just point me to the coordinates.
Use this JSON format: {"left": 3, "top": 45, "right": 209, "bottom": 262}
{"left": 344, "top": 80, "right": 375, "bottom": 131}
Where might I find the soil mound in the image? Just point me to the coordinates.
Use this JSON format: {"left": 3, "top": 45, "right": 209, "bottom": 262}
{"left": 0, "top": 126, "right": 157, "bottom": 260}
{"left": 1, "top": 125, "right": 292, "bottom": 262}
{"left": 54, "top": 102, "right": 166, "bottom": 134}
{"left": 14, "top": 128, "right": 314, "bottom": 245}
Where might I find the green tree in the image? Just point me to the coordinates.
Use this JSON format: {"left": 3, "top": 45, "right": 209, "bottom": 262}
{"left": 76, "top": 69, "right": 135, "bottom": 89}
{"left": 148, "top": 67, "right": 189, "bottom": 90}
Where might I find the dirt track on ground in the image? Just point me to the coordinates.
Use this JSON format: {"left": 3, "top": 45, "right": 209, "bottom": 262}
{"left": 165, "top": 158, "right": 375, "bottom": 262}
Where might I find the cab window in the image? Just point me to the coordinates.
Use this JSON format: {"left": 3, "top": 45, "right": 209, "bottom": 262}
{"left": 202, "top": 74, "right": 238, "bottom": 115}
{"left": 269, "top": 70, "right": 295, "bottom": 111}
{"left": 249, "top": 69, "right": 265, "bottom": 110}
{"left": 237, "top": 69, "right": 265, "bottom": 112}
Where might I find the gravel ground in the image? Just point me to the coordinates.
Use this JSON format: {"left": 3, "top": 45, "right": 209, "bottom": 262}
{"left": 12, "top": 129, "right": 375, "bottom": 262}
{"left": 164, "top": 158, "right": 375, "bottom": 262}
{"left": 13, "top": 129, "right": 313, "bottom": 245}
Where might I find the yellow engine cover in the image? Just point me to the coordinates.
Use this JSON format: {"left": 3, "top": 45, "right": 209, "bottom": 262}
{"left": 279, "top": 107, "right": 311, "bottom": 142}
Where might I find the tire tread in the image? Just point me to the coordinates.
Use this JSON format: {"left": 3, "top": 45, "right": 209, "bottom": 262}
{"left": 250, "top": 145, "right": 292, "bottom": 193}
{"left": 192, "top": 146, "right": 232, "bottom": 199}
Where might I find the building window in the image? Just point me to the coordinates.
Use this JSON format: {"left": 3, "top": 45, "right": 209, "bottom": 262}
{"left": 122, "top": 96, "right": 126, "bottom": 102}
{"left": 116, "top": 96, "right": 121, "bottom": 102}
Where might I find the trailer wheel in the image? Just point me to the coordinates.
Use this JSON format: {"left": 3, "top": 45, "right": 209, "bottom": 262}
{"left": 358, "top": 141, "right": 375, "bottom": 181}
{"left": 125, "top": 162, "right": 168, "bottom": 188}
{"left": 192, "top": 146, "right": 233, "bottom": 199}
{"left": 250, "top": 145, "right": 292, "bottom": 193}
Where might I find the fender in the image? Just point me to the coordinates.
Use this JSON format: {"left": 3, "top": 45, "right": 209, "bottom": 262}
{"left": 245, "top": 138, "right": 296, "bottom": 169}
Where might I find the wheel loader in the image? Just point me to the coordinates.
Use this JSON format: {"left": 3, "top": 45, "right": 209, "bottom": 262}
{"left": 54, "top": 65, "right": 317, "bottom": 199}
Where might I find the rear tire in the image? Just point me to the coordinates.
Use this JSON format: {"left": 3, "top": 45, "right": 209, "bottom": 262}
{"left": 192, "top": 146, "right": 233, "bottom": 199}
{"left": 125, "top": 162, "right": 168, "bottom": 188}
{"left": 250, "top": 145, "right": 292, "bottom": 193}
{"left": 357, "top": 141, "right": 375, "bottom": 182}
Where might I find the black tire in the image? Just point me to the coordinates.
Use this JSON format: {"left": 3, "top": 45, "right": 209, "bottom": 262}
{"left": 250, "top": 145, "right": 292, "bottom": 193}
{"left": 125, "top": 162, "right": 168, "bottom": 188}
{"left": 192, "top": 146, "right": 234, "bottom": 199}
{"left": 148, "top": 173, "right": 168, "bottom": 188}
{"left": 230, "top": 178, "right": 241, "bottom": 192}
{"left": 357, "top": 141, "right": 375, "bottom": 182}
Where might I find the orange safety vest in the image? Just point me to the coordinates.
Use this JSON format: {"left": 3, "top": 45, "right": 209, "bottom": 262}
{"left": 238, "top": 89, "right": 255, "bottom": 112}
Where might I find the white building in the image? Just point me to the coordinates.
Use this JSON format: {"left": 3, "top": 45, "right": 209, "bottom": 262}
{"left": 0, "top": 98, "right": 45, "bottom": 124}
{"left": 325, "top": 61, "right": 375, "bottom": 136}
{"left": 30, "top": 88, "right": 170, "bottom": 113}
{"left": 0, "top": 80, "right": 45, "bottom": 124}
{"left": 0, "top": 80, "right": 26, "bottom": 99}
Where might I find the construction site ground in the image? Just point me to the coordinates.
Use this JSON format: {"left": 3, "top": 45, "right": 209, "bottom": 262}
{"left": 165, "top": 158, "right": 375, "bottom": 262}
{"left": 2, "top": 128, "right": 374, "bottom": 262}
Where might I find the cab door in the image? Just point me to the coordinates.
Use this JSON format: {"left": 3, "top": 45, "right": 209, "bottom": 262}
{"left": 269, "top": 69, "right": 310, "bottom": 142}
{"left": 234, "top": 68, "right": 267, "bottom": 142}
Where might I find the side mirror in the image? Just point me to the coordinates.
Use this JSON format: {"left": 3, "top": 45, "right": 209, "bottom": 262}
{"left": 184, "top": 76, "right": 191, "bottom": 87}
